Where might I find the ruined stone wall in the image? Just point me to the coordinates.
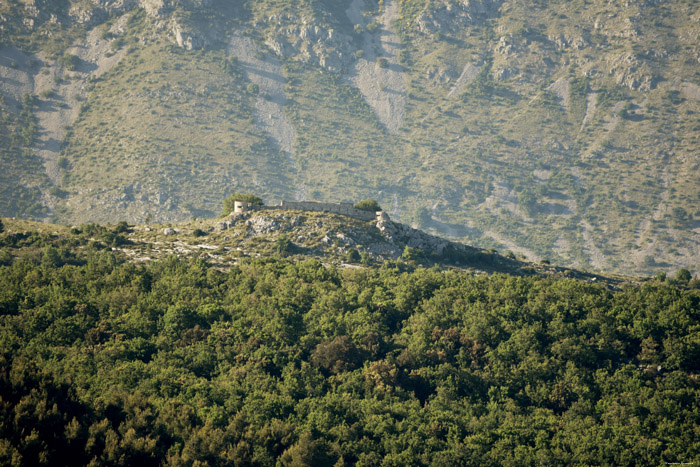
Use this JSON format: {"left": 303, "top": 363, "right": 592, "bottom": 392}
{"left": 237, "top": 201, "right": 374, "bottom": 220}
{"left": 276, "top": 201, "right": 377, "bottom": 221}
{"left": 236, "top": 200, "right": 382, "bottom": 221}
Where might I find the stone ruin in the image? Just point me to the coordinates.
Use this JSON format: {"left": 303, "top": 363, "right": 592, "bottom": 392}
{"left": 232, "top": 200, "right": 388, "bottom": 222}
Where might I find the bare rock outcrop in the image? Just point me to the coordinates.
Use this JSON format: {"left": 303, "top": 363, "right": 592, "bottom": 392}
{"left": 377, "top": 219, "right": 479, "bottom": 258}
{"left": 260, "top": 14, "right": 353, "bottom": 74}
{"left": 415, "top": 0, "right": 503, "bottom": 34}
{"left": 608, "top": 53, "right": 655, "bottom": 91}
{"left": 139, "top": 0, "right": 212, "bottom": 18}
{"left": 345, "top": 0, "right": 406, "bottom": 133}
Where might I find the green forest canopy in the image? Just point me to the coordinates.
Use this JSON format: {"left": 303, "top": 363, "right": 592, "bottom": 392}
{"left": 0, "top": 228, "right": 699, "bottom": 465}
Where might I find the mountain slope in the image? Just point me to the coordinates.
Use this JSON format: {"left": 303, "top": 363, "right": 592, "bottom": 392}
{"left": 1, "top": 0, "right": 699, "bottom": 275}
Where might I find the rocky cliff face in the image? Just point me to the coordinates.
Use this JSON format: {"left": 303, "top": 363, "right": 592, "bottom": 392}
{"left": 262, "top": 13, "right": 353, "bottom": 74}
{"left": 415, "top": 0, "right": 503, "bottom": 34}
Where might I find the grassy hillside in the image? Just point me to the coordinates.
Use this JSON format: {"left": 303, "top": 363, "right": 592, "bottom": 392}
{"left": 1, "top": 0, "right": 699, "bottom": 275}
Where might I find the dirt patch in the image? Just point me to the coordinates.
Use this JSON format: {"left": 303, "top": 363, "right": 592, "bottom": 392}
{"left": 447, "top": 62, "right": 480, "bottom": 98}
{"left": 547, "top": 77, "right": 570, "bottom": 109}
{"left": 680, "top": 81, "right": 700, "bottom": 101}
{"left": 345, "top": 0, "right": 406, "bottom": 134}
{"left": 578, "top": 92, "right": 597, "bottom": 133}
{"left": 580, "top": 219, "right": 606, "bottom": 270}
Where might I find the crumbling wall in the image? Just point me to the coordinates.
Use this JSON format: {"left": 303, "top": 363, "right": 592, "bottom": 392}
{"left": 278, "top": 201, "right": 377, "bottom": 221}
{"left": 233, "top": 200, "right": 381, "bottom": 221}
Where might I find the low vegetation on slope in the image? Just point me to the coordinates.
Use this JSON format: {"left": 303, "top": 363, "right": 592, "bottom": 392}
{"left": 0, "top": 220, "right": 699, "bottom": 465}
{"left": 0, "top": 94, "right": 48, "bottom": 218}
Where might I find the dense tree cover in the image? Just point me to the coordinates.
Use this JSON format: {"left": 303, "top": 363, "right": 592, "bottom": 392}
{"left": 0, "top": 241, "right": 699, "bottom": 465}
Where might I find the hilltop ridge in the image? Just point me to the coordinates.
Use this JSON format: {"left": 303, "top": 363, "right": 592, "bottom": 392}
{"left": 0, "top": 208, "right": 636, "bottom": 288}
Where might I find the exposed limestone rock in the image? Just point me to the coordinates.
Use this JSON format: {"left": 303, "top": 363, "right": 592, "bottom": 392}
{"left": 214, "top": 220, "right": 233, "bottom": 231}
{"left": 447, "top": 63, "right": 480, "bottom": 97}
{"left": 140, "top": 0, "right": 212, "bottom": 18}
{"left": 376, "top": 219, "right": 478, "bottom": 258}
{"left": 495, "top": 35, "right": 515, "bottom": 56}
{"left": 246, "top": 215, "right": 291, "bottom": 235}
{"left": 492, "top": 67, "right": 513, "bottom": 81}
{"left": 171, "top": 20, "right": 208, "bottom": 50}
{"left": 259, "top": 13, "right": 352, "bottom": 73}
{"left": 69, "top": 0, "right": 138, "bottom": 25}
{"left": 426, "top": 65, "right": 458, "bottom": 86}
{"left": 415, "top": 0, "right": 502, "bottom": 34}
{"left": 548, "top": 34, "right": 588, "bottom": 50}
{"left": 345, "top": 0, "right": 406, "bottom": 133}
{"left": 680, "top": 82, "right": 700, "bottom": 101}
{"left": 608, "top": 53, "right": 655, "bottom": 91}
{"left": 547, "top": 77, "right": 570, "bottom": 109}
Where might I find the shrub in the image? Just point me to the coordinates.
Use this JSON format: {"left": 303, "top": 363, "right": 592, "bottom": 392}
{"left": 114, "top": 221, "right": 130, "bottom": 233}
{"left": 111, "top": 37, "right": 125, "bottom": 51}
{"left": 246, "top": 83, "right": 259, "bottom": 94}
{"left": 377, "top": 57, "right": 388, "bottom": 68}
{"left": 57, "top": 157, "right": 71, "bottom": 170}
{"left": 401, "top": 245, "right": 424, "bottom": 262}
{"left": 58, "top": 53, "right": 80, "bottom": 71}
{"left": 222, "top": 193, "right": 263, "bottom": 215}
{"left": 354, "top": 199, "right": 382, "bottom": 212}
{"left": 360, "top": 251, "right": 371, "bottom": 265}
{"left": 674, "top": 268, "right": 692, "bottom": 285}
{"left": 49, "top": 187, "right": 68, "bottom": 198}
{"left": 0, "top": 250, "right": 11, "bottom": 266}
{"left": 345, "top": 248, "right": 361, "bottom": 263}
{"left": 275, "top": 235, "right": 292, "bottom": 256}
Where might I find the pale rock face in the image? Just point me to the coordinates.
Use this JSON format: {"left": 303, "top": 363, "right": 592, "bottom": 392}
{"left": 415, "top": 0, "right": 503, "bottom": 34}
{"left": 492, "top": 67, "right": 512, "bottom": 81}
{"left": 609, "top": 54, "right": 655, "bottom": 91}
{"left": 495, "top": 35, "right": 514, "bottom": 56}
{"left": 261, "top": 14, "right": 352, "bottom": 73}
{"left": 172, "top": 21, "right": 207, "bottom": 50}
{"left": 425, "top": 65, "right": 458, "bottom": 86}
{"left": 69, "top": 0, "right": 138, "bottom": 25}
{"left": 140, "top": 0, "right": 213, "bottom": 18}
{"left": 376, "top": 219, "right": 476, "bottom": 259}
{"left": 548, "top": 34, "right": 588, "bottom": 51}
{"left": 140, "top": 0, "right": 167, "bottom": 17}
